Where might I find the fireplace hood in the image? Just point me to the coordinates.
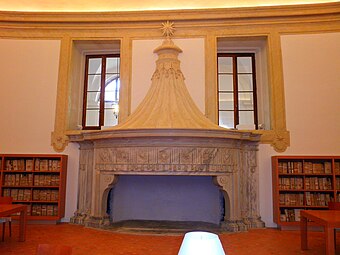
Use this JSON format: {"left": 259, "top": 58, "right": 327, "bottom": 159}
{"left": 72, "top": 22, "right": 259, "bottom": 141}
{"left": 111, "top": 36, "right": 221, "bottom": 131}
{"left": 68, "top": 22, "right": 264, "bottom": 232}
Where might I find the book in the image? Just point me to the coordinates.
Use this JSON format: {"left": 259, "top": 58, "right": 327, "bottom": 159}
{"left": 26, "top": 159, "right": 34, "bottom": 171}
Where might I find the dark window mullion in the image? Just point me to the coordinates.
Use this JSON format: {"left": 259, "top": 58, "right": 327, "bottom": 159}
{"left": 251, "top": 54, "right": 258, "bottom": 129}
{"left": 217, "top": 57, "right": 221, "bottom": 123}
{"left": 233, "top": 57, "right": 239, "bottom": 128}
{"left": 99, "top": 57, "right": 106, "bottom": 127}
{"left": 82, "top": 56, "right": 90, "bottom": 129}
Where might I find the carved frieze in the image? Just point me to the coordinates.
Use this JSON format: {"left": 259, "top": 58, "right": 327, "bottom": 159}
{"left": 94, "top": 146, "right": 239, "bottom": 175}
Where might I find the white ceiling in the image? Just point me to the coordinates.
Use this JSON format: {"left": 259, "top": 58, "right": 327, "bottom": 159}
{"left": 0, "top": 0, "right": 337, "bottom": 12}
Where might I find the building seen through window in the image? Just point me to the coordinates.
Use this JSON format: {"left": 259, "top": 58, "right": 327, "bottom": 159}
{"left": 83, "top": 54, "right": 120, "bottom": 129}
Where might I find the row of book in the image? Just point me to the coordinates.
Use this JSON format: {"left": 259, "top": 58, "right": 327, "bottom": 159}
{"left": 279, "top": 193, "right": 304, "bottom": 206}
{"left": 32, "top": 189, "right": 59, "bottom": 201}
{"left": 279, "top": 192, "right": 332, "bottom": 206}
{"left": 305, "top": 177, "right": 332, "bottom": 190}
{"left": 3, "top": 173, "right": 33, "bottom": 186}
{"left": 280, "top": 208, "right": 301, "bottom": 222}
{"left": 279, "top": 177, "right": 303, "bottom": 190}
{"left": 2, "top": 188, "right": 59, "bottom": 201}
{"left": 278, "top": 161, "right": 333, "bottom": 174}
{"left": 4, "top": 158, "right": 61, "bottom": 171}
{"left": 9, "top": 204, "right": 59, "bottom": 217}
{"left": 279, "top": 177, "right": 332, "bottom": 190}
{"left": 32, "top": 204, "right": 59, "bottom": 216}
{"left": 336, "top": 194, "right": 340, "bottom": 202}
{"left": 335, "top": 162, "right": 340, "bottom": 174}
{"left": 2, "top": 173, "right": 60, "bottom": 186}
{"left": 336, "top": 178, "right": 340, "bottom": 190}
{"left": 305, "top": 192, "right": 331, "bottom": 206}
{"left": 3, "top": 188, "right": 31, "bottom": 201}
{"left": 304, "top": 162, "right": 332, "bottom": 174}
{"left": 34, "top": 174, "right": 60, "bottom": 186}
{"left": 278, "top": 161, "right": 303, "bottom": 174}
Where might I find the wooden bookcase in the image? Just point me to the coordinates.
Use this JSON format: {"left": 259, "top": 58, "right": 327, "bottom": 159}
{"left": 0, "top": 154, "right": 67, "bottom": 221}
{"left": 272, "top": 156, "right": 340, "bottom": 228}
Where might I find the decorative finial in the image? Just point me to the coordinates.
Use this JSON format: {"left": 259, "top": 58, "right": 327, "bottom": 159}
{"left": 161, "top": 21, "right": 175, "bottom": 39}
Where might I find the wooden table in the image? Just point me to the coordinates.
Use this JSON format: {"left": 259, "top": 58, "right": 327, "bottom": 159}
{"left": 300, "top": 210, "right": 340, "bottom": 255}
{"left": 0, "top": 204, "right": 27, "bottom": 241}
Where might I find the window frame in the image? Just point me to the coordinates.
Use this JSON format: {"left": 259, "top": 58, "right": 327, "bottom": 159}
{"left": 217, "top": 52, "right": 258, "bottom": 129}
{"left": 82, "top": 53, "right": 120, "bottom": 130}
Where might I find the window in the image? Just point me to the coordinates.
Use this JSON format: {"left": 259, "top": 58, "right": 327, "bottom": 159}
{"left": 217, "top": 53, "right": 258, "bottom": 129}
{"left": 82, "top": 54, "right": 120, "bottom": 129}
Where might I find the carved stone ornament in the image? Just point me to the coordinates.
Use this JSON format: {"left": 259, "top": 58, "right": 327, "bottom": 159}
{"left": 51, "top": 131, "right": 68, "bottom": 152}
{"left": 94, "top": 146, "right": 237, "bottom": 174}
{"left": 272, "top": 130, "right": 290, "bottom": 153}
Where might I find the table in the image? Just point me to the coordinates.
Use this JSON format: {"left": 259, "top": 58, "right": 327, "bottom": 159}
{"left": 0, "top": 204, "right": 27, "bottom": 241}
{"left": 300, "top": 210, "right": 340, "bottom": 255}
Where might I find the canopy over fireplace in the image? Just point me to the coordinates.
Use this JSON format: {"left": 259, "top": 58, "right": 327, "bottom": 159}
{"left": 68, "top": 22, "right": 264, "bottom": 232}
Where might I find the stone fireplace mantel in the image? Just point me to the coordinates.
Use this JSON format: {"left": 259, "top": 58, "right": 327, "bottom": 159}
{"left": 69, "top": 128, "right": 265, "bottom": 232}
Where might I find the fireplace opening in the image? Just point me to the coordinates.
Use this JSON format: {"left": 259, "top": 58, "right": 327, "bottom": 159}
{"left": 106, "top": 175, "right": 225, "bottom": 229}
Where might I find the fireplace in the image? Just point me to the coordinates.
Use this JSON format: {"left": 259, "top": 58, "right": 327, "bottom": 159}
{"left": 68, "top": 22, "right": 264, "bottom": 232}
{"left": 107, "top": 175, "right": 224, "bottom": 225}
{"left": 69, "top": 129, "right": 264, "bottom": 232}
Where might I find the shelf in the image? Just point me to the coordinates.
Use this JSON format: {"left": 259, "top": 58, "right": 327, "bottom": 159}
{"left": 272, "top": 155, "right": 340, "bottom": 228}
{"left": 13, "top": 200, "right": 59, "bottom": 203}
{"left": 12, "top": 215, "right": 60, "bottom": 221}
{"left": 2, "top": 186, "right": 59, "bottom": 188}
{"left": 0, "top": 154, "right": 67, "bottom": 222}
{"left": 279, "top": 189, "right": 333, "bottom": 192}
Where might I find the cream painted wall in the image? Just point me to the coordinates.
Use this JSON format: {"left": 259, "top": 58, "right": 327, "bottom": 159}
{"left": 259, "top": 32, "right": 340, "bottom": 227}
{"left": 0, "top": 39, "right": 79, "bottom": 221}
{"left": 281, "top": 32, "right": 340, "bottom": 153}
{"left": 0, "top": 32, "right": 339, "bottom": 226}
{"left": 131, "top": 38, "right": 205, "bottom": 113}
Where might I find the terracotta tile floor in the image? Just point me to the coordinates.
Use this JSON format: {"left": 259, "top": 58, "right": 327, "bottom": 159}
{"left": 0, "top": 223, "right": 338, "bottom": 255}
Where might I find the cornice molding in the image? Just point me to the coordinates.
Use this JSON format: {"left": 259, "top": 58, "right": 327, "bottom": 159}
{"left": 0, "top": 2, "right": 339, "bottom": 25}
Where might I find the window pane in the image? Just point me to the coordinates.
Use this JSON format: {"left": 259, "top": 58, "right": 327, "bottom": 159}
{"left": 218, "top": 74, "right": 233, "bottom": 91}
{"left": 219, "top": 111, "right": 234, "bottom": 129}
{"left": 219, "top": 93, "right": 234, "bottom": 110}
{"left": 237, "top": 57, "right": 252, "bottom": 73}
{"left": 105, "top": 76, "right": 120, "bottom": 102}
{"left": 86, "top": 92, "right": 100, "bottom": 109}
{"left": 104, "top": 108, "right": 118, "bottom": 126}
{"left": 218, "top": 57, "right": 232, "bottom": 73}
{"left": 105, "top": 91, "right": 116, "bottom": 103}
{"left": 104, "top": 101, "right": 113, "bottom": 108}
{"left": 88, "top": 58, "right": 102, "bottom": 75}
{"left": 238, "top": 74, "right": 253, "bottom": 91}
{"left": 85, "top": 109, "right": 99, "bottom": 126}
{"left": 106, "top": 57, "right": 120, "bottom": 73}
{"left": 105, "top": 74, "right": 119, "bottom": 89}
{"left": 87, "top": 74, "right": 102, "bottom": 91}
{"left": 239, "top": 111, "right": 254, "bottom": 126}
{"left": 238, "top": 92, "right": 254, "bottom": 110}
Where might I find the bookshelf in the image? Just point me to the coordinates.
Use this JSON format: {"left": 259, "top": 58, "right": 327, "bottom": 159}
{"left": 0, "top": 154, "right": 67, "bottom": 221}
{"left": 272, "top": 156, "right": 340, "bottom": 228}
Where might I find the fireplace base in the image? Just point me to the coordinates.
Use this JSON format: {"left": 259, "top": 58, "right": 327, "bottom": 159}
{"left": 71, "top": 214, "right": 264, "bottom": 233}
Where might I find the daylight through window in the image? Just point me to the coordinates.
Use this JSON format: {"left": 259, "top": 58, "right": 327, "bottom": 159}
{"left": 217, "top": 53, "right": 258, "bottom": 129}
{"left": 83, "top": 54, "right": 120, "bottom": 129}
